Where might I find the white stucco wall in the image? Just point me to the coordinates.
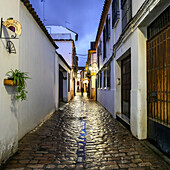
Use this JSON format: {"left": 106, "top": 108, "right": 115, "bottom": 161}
{"left": 46, "top": 25, "right": 77, "bottom": 41}
{"left": 55, "top": 41, "right": 72, "bottom": 67}
{"left": 96, "top": 0, "right": 160, "bottom": 139}
{"left": 55, "top": 53, "right": 59, "bottom": 110}
{"left": 0, "top": 0, "right": 20, "bottom": 164}
{"left": 132, "top": 0, "right": 146, "bottom": 17}
{"left": 97, "top": 60, "right": 115, "bottom": 117}
{"left": 0, "top": 0, "right": 59, "bottom": 164}
{"left": 18, "top": 2, "right": 57, "bottom": 139}
{"left": 114, "top": 27, "right": 147, "bottom": 139}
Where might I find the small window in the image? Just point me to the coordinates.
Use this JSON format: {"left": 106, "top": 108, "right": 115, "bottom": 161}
{"left": 104, "top": 69, "right": 107, "bottom": 88}
{"left": 106, "top": 15, "right": 111, "bottom": 40}
{"left": 121, "top": 0, "right": 132, "bottom": 30}
{"left": 112, "top": 0, "right": 120, "bottom": 28}
{"left": 103, "top": 27, "right": 106, "bottom": 61}
{"left": 100, "top": 72, "right": 102, "bottom": 89}
{"left": 147, "top": 6, "right": 170, "bottom": 39}
{"left": 107, "top": 64, "right": 111, "bottom": 88}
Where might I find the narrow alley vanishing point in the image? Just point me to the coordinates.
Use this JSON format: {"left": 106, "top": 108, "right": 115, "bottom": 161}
{"left": 4, "top": 95, "right": 169, "bottom": 169}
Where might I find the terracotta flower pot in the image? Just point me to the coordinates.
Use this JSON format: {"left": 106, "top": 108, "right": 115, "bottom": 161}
{"left": 4, "top": 79, "right": 17, "bottom": 86}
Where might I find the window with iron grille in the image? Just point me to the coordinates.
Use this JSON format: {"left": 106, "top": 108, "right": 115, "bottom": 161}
{"left": 121, "top": 0, "right": 132, "bottom": 30}
{"left": 106, "top": 15, "right": 111, "bottom": 40}
{"left": 112, "top": 0, "right": 120, "bottom": 28}
{"left": 100, "top": 72, "right": 102, "bottom": 89}
{"left": 147, "top": 6, "right": 170, "bottom": 39}
{"left": 107, "top": 64, "right": 111, "bottom": 88}
{"left": 103, "top": 27, "right": 106, "bottom": 61}
{"left": 104, "top": 69, "right": 107, "bottom": 88}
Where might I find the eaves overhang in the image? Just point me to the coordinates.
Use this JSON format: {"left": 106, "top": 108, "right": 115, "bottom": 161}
{"left": 57, "top": 52, "right": 71, "bottom": 70}
{"left": 95, "top": 0, "right": 112, "bottom": 49}
{"left": 66, "top": 27, "right": 78, "bottom": 41}
{"left": 21, "top": 0, "right": 58, "bottom": 49}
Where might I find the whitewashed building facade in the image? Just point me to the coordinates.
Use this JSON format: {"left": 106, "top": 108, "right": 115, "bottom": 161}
{"left": 0, "top": 0, "right": 60, "bottom": 164}
{"left": 86, "top": 42, "right": 98, "bottom": 99}
{"left": 96, "top": 0, "right": 170, "bottom": 155}
{"left": 46, "top": 26, "right": 78, "bottom": 101}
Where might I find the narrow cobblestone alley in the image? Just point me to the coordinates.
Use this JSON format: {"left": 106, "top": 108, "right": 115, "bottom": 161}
{"left": 3, "top": 95, "right": 170, "bottom": 170}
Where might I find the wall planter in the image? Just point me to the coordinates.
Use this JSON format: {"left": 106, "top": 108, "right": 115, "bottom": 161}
{"left": 4, "top": 79, "right": 17, "bottom": 86}
{"left": 4, "top": 69, "right": 31, "bottom": 101}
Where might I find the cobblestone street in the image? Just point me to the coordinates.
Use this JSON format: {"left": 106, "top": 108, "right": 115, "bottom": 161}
{"left": 3, "top": 94, "right": 170, "bottom": 169}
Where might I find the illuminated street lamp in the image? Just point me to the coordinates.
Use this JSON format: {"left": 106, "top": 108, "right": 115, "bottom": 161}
{"left": 89, "top": 66, "right": 92, "bottom": 71}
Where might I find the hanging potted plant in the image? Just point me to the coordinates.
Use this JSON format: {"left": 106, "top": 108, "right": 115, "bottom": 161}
{"left": 4, "top": 69, "right": 31, "bottom": 101}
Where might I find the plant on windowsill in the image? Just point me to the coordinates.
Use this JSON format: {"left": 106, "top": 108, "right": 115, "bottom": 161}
{"left": 4, "top": 69, "right": 31, "bottom": 101}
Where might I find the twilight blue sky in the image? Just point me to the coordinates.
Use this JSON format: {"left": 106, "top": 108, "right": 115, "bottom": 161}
{"left": 29, "top": 0, "right": 104, "bottom": 67}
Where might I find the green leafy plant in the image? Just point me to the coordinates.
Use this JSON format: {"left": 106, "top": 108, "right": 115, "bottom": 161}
{"left": 6, "top": 69, "right": 31, "bottom": 101}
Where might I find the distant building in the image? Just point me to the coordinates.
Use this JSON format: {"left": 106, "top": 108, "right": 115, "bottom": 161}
{"left": 80, "top": 70, "right": 88, "bottom": 93}
{"left": 77, "top": 72, "right": 81, "bottom": 92}
{"left": 86, "top": 42, "right": 98, "bottom": 99}
{"left": 46, "top": 26, "right": 78, "bottom": 101}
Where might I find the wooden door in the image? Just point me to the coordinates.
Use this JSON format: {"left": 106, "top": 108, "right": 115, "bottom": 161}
{"left": 147, "top": 26, "right": 170, "bottom": 126}
{"left": 59, "top": 70, "right": 63, "bottom": 102}
{"left": 147, "top": 25, "right": 170, "bottom": 155}
{"left": 121, "top": 55, "right": 131, "bottom": 121}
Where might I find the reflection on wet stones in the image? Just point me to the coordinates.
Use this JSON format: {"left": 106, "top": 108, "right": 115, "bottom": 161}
{"left": 3, "top": 95, "right": 170, "bottom": 170}
{"left": 76, "top": 119, "right": 86, "bottom": 167}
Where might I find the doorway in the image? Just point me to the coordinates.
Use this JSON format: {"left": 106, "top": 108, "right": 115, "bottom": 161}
{"left": 147, "top": 25, "right": 170, "bottom": 155}
{"left": 121, "top": 55, "right": 131, "bottom": 122}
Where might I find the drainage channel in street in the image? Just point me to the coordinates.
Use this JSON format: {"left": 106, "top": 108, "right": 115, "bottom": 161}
{"left": 76, "top": 117, "right": 87, "bottom": 168}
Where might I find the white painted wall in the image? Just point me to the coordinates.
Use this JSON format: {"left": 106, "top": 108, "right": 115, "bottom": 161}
{"left": 55, "top": 53, "right": 59, "bottom": 110}
{"left": 55, "top": 41, "right": 72, "bottom": 68}
{"left": 114, "top": 28, "right": 147, "bottom": 139}
{"left": 132, "top": 0, "right": 146, "bottom": 17}
{"left": 0, "top": 0, "right": 59, "bottom": 164}
{"left": 97, "top": 59, "right": 115, "bottom": 117}
{"left": 55, "top": 40, "right": 75, "bottom": 100}
{"left": 46, "top": 26, "right": 77, "bottom": 41}
{"left": 18, "top": 2, "right": 57, "bottom": 139}
{"left": 0, "top": 0, "right": 20, "bottom": 164}
{"left": 96, "top": 0, "right": 162, "bottom": 139}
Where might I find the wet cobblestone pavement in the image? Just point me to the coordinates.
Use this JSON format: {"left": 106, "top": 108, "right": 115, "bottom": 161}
{"left": 3, "top": 95, "right": 170, "bottom": 169}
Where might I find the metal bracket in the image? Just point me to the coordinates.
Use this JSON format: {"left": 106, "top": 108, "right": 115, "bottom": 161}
{"left": 6, "top": 41, "right": 16, "bottom": 54}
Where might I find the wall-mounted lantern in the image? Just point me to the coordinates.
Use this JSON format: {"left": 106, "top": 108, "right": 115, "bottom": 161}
{"left": 0, "top": 18, "right": 22, "bottom": 54}
{"left": 1, "top": 18, "right": 22, "bottom": 39}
